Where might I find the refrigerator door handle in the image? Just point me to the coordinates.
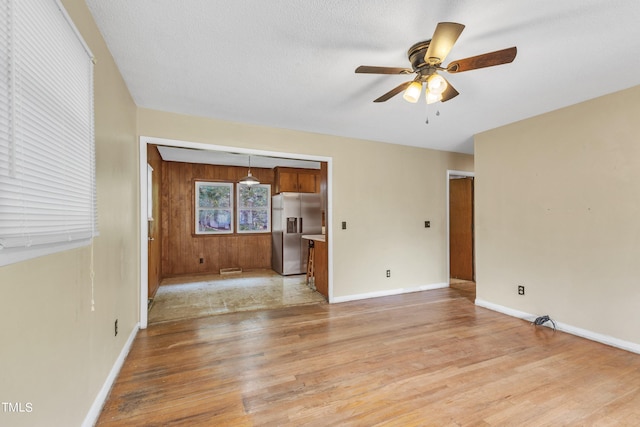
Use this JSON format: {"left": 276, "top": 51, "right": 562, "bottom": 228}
{"left": 299, "top": 217, "right": 303, "bottom": 233}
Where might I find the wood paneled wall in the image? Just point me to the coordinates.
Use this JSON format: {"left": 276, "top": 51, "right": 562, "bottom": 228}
{"left": 161, "top": 160, "right": 275, "bottom": 278}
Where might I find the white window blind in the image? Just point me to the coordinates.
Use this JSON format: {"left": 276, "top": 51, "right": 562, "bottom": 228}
{"left": 0, "top": 0, "right": 96, "bottom": 266}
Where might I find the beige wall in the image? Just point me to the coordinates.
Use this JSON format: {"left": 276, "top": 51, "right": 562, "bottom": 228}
{"left": 138, "top": 109, "right": 473, "bottom": 298}
{"left": 475, "top": 84, "right": 640, "bottom": 346}
{"left": 0, "top": 1, "right": 139, "bottom": 426}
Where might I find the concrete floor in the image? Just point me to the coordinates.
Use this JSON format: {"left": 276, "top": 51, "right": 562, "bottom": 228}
{"left": 149, "top": 269, "right": 327, "bottom": 324}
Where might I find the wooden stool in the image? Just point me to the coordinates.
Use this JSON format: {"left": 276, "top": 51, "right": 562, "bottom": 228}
{"left": 306, "top": 241, "right": 315, "bottom": 287}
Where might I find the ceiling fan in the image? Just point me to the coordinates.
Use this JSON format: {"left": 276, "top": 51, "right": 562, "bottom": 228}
{"left": 355, "top": 22, "right": 517, "bottom": 104}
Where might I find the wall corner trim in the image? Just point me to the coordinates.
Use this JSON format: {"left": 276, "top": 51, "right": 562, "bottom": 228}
{"left": 475, "top": 299, "right": 640, "bottom": 355}
{"left": 82, "top": 323, "right": 140, "bottom": 427}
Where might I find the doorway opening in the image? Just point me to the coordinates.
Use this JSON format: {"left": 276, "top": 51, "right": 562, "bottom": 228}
{"left": 447, "top": 170, "right": 475, "bottom": 301}
{"left": 139, "top": 136, "right": 333, "bottom": 328}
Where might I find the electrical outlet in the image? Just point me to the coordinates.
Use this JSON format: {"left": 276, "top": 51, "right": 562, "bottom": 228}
{"left": 342, "top": 221, "right": 347, "bottom": 230}
{"left": 114, "top": 319, "right": 118, "bottom": 336}
{"left": 518, "top": 285, "right": 525, "bottom": 295}
{"left": 199, "top": 257, "right": 204, "bottom": 264}
{"left": 425, "top": 221, "right": 430, "bottom": 228}
{"left": 386, "top": 270, "right": 391, "bottom": 278}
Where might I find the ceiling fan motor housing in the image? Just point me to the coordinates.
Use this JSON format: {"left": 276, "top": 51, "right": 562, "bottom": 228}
{"left": 408, "top": 40, "right": 438, "bottom": 79}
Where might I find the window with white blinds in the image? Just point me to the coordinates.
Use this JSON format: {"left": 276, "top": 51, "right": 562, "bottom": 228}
{"left": 0, "top": 0, "right": 96, "bottom": 266}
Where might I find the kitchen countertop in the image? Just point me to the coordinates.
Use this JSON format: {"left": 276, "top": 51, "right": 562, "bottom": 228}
{"left": 301, "top": 234, "right": 325, "bottom": 242}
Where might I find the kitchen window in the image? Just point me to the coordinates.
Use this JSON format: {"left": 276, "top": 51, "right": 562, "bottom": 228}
{"left": 237, "top": 184, "right": 271, "bottom": 233}
{"left": 195, "top": 181, "right": 234, "bottom": 234}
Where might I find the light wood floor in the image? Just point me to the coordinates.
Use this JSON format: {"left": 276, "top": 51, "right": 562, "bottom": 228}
{"left": 98, "top": 286, "right": 640, "bottom": 426}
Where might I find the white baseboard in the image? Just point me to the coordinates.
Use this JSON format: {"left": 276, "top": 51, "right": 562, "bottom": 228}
{"left": 474, "top": 299, "right": 534, "bottom": 321}
{"left": 332, "top": 282, "right": 449, "bottom": 303}
{"left": 82, "top": 323, "right": 140, "bottom": 427}
{"left": 475, "top": 299, "right": 640, "bottom": 355}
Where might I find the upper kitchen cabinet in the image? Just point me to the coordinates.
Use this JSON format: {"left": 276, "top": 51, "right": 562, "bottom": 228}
{"left": 274, "top": 167, "right": 320, "bottom": 193}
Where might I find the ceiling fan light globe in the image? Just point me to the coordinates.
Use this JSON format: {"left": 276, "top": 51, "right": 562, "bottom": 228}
{"left": 427, "top": 74, "right": 448, "bottom": 95}
{"left": 426, "top": 91, "right": 443, "bottom": 104}
{"left": 402, "top": 81, "right": 422, "bottom": 103}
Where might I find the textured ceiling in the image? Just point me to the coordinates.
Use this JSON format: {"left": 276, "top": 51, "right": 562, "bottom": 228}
{"left": 86, "top": 1, "right": 640, "bottom": 154}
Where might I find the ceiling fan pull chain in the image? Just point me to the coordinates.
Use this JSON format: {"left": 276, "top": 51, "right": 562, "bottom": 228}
{"left": 425, "top": 109, "right": 442, "bottom": 124}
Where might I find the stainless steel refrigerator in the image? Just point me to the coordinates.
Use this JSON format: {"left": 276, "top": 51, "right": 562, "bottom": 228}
{"left": 272, "top": 192, "right": 322, "bottom": 275}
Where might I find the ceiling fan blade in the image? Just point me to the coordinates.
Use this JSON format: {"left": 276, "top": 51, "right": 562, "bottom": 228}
{"left": 440, "top": 79, "right": 459, "bottom": 102}
{"left": 446, "top": 46, "right": 517, "bottom": 73}
{"left": 355, "top": 65, "right": 412, "bottom": 74}
{"left": 373, "top": 81, "right": 412, "bottom": 102}
{"left": 424, "top": 22, "right": 465, "bottom": 65}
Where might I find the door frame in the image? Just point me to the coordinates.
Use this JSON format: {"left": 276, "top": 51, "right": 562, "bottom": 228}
{"left": 446, "top": 169, "right": 475, "bottom": 284}
{"left": 138, "top": 136, "right": 334, "bottom": 329}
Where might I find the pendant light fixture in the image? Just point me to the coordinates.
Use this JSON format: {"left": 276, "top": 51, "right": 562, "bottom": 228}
{"left": 239, "top": 155, "right": 260, "bottom": 186}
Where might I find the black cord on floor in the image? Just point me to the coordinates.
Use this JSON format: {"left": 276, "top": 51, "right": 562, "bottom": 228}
{"left": 532, "top": 315, "right": 557, "bottom": 331}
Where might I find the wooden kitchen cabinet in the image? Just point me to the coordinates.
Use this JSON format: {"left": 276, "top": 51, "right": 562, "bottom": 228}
{"left": 313, "top": 239, "right": 328, "bottom": 299}
{"left": 274, "top": 167, "right": 320, "bottom": 193}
